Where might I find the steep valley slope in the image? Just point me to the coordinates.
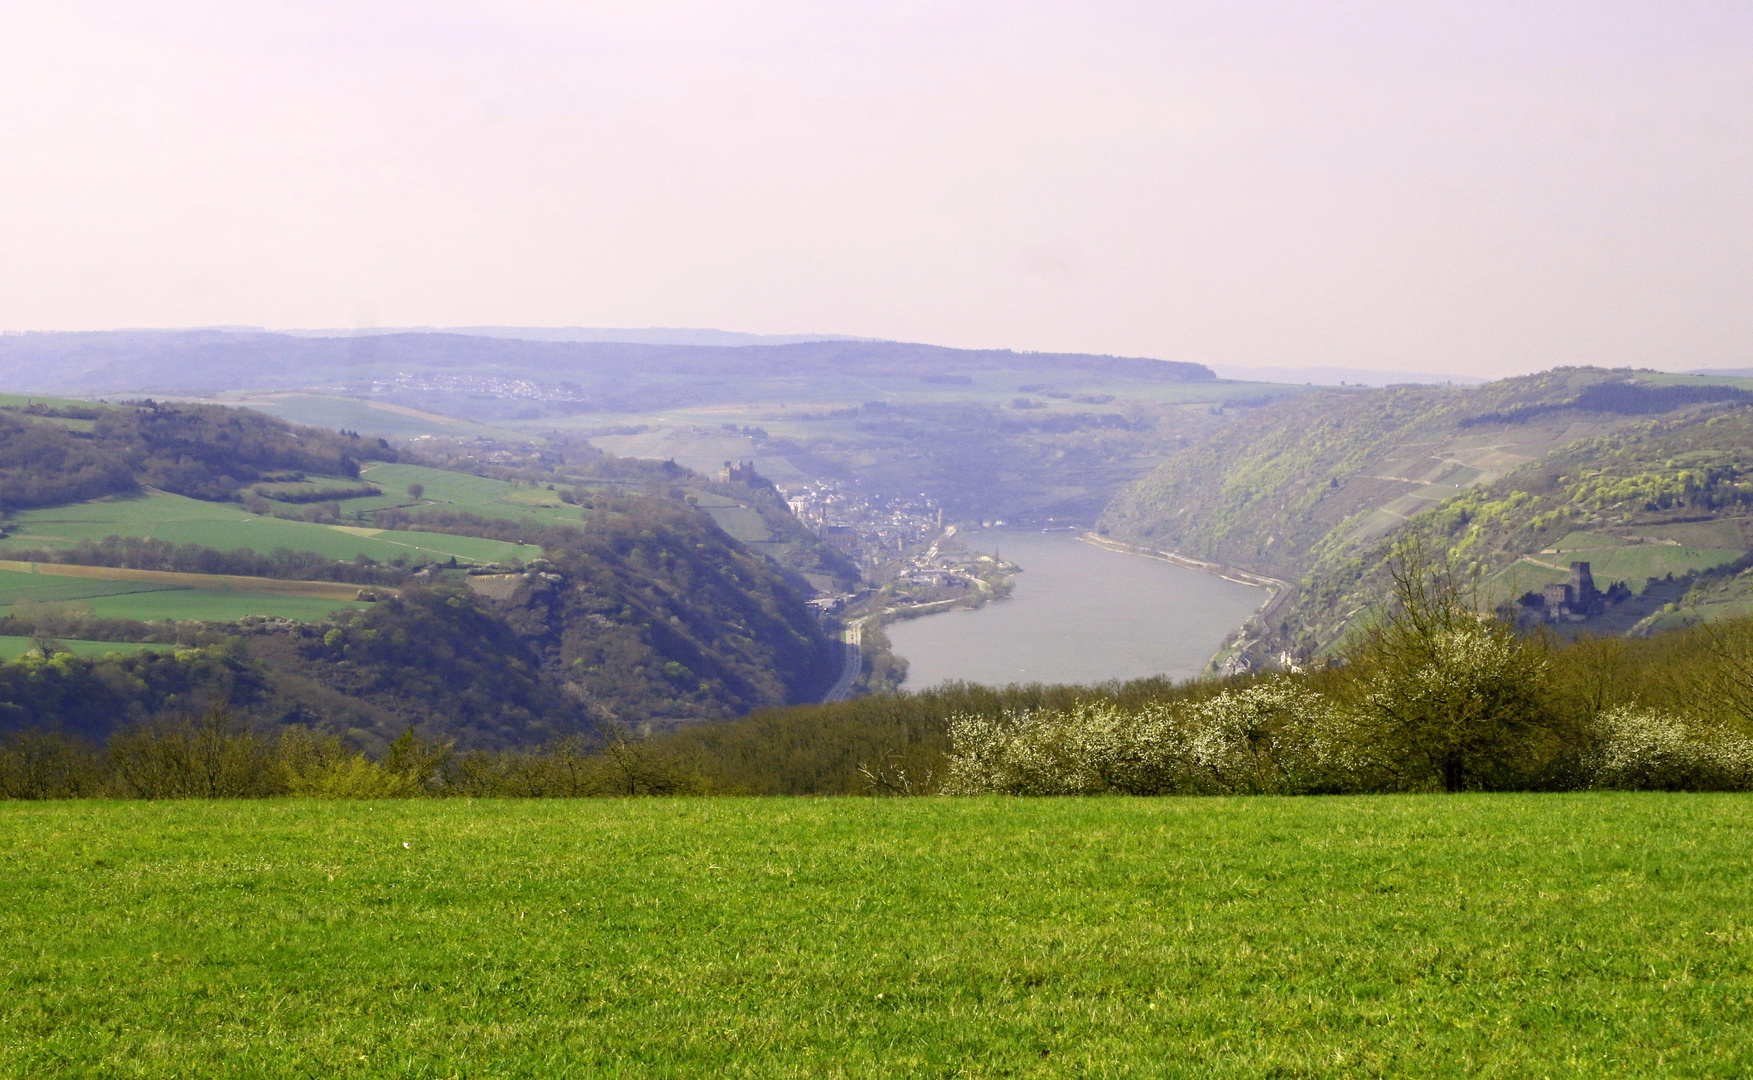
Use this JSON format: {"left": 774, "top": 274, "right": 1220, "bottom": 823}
{"left": 0, "top": 398, "right": 841, "bottom": 748}
{"left": 1098, "top": 368, "right": 1753, "bottom": 664}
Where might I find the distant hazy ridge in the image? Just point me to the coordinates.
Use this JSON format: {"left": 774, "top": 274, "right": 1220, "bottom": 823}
{"left": 0, "top": 330, "right": 1214, "bottom": 403}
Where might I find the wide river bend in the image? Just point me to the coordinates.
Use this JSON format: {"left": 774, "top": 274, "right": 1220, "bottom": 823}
{"left": 885, "top": 530, "right": 1267, "bottom": 688}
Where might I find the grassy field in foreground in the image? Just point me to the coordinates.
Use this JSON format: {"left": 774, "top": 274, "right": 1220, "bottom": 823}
{"left": 3, "top": 796, "right": 1751, "bottom": 1078}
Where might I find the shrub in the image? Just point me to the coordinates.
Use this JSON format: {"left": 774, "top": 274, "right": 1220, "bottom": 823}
{"left": 0, "top": 730, "right": 102, "bottom": 799}
{"left": 941, "top": 681, "right": 1349, "bottom": 796}
{"left": 1580, "top": 707, "right": 1753, "bottom": 791}
{"left": 106, "top": 711, "right": 282, "bottom": 798}
{"left": 1181, "top": 680, "right": 1353, "bottom": 794}
{"left": 1341, "top": 537, "right": 1570, "bottom": 791}
{"left": 942, "top": 705, "right": 1123, "bottom": 796}
{"left": 275, "top": 728, "right": 423, "bottom": 798}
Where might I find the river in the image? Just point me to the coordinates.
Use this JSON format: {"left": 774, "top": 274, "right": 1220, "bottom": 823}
{"left": 885, "top": 530, "right": 1267, "bottom": 688}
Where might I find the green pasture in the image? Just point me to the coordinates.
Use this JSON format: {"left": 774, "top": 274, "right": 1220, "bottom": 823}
{"left": 250, "top": 478, "right": 382, "bottom": 501}
{"left": 3, "top": 490, "right": 525, "bottom": 564}
{"left": 0, "top": 568, "right": 176, "bottom": 606}
{"left": 360, "top": 463, "right": 588, "bottom": 530}
{"left": 1548, "top": 530, "right": 1632, "bottom": 553}
{"left": 686, "top": 495, "right": 799, "bottom": 567}
{"left": 1586, "top": 545, "right": 1744, "bottom": 582}
{"left": 1546, "top": 530, "right": 1749, "bottom": 573}
{"left": 1635, "top": 519, "right": 1753, "bottom": 549}
{"left": 0, "top": 637, "right": 172, "bottom": 660}
{"left": 3, "top": 795, "right": 1750, "bottom": 1077}
{"left": 693, "top": 497, "right": 773, "bottom": 544}
{"left": 0, "top": 568, "right": 366, "bottom": 624}
{"left": 61, "top": 589, "right": 367, "bottom": 623}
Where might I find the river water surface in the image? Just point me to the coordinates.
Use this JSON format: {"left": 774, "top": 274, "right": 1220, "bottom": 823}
{"left": 886, "top": 530, "right": 1266, "bottom": 688}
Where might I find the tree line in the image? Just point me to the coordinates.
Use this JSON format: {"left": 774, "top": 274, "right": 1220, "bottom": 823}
{"left": 8, "top": 538, "right": 1753, "bottom": 798}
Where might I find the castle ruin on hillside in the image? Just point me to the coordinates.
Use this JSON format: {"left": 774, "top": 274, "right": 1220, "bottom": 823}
{"left": 719, "top": 460, "right": 761, "bottom": 485}
{"left": 1522, "top": 560, "right": 1630, "bottom": 622}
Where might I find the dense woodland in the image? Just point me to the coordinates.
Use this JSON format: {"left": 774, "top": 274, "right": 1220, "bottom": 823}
{"left": 0, "top": 399, "right": 399, "bottom": 512}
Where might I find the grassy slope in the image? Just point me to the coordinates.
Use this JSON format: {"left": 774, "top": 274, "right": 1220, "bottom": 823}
{"left": 360, "top": 462, "right": 590, "bottom": 530}
{"left": 47, "top": 589, "right": 370, "bottom": 623}
{"left": 195, "top": 392, "right": 509, "bottom": 440}
{"left": 3, "top": 796, "right": 1750, "bottom": 1078}
{"left": 5, "top": 490, "right": 522, "bottom": 564}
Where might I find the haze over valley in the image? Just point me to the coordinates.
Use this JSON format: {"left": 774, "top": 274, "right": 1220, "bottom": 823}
{"left": 7, "top": 5, "right": 1753, "bottom": 1073}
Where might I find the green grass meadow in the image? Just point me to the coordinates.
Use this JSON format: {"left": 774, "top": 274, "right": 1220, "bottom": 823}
{"left": 49, "top": 588, "right": 369, "bottom": 624}
{"left": 0, "top": 568, "right": 367, "bottom": 624}
{"left": 360, "top": 463, "right": 590, "bottom": 530}
{"left": 3, "top": 795, "right": 1750, "bottom": 1077}
{"left": 4, "top": 491, "right": 524, "bottom": 564}
{"left": 0, "top": 567, "right": 176, "bottom": 605}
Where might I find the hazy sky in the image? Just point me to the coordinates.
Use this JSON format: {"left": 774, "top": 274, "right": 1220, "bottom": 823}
{"left": 3, "top": 1, "right": 1749, "bottom": 376}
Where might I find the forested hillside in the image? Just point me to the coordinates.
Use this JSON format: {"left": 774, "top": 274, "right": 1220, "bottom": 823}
{"left": 1098, "top": 368, "right": 1753, "bottom": 663}
{"left": 0, "top": 398, "right": 396, "bottom": 512}
{"left": 0, "top": 401, "right": 841, "bottom": 745}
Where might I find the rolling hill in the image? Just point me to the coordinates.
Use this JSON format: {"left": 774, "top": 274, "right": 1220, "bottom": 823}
{"left": 0, "top": 398, "right": 843, "bottom": 746}
{"left": 1097, "top": 368, "right": 1753, "bottom": 664}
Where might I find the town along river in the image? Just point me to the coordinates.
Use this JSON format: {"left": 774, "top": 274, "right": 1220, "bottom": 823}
{"left": 885, "top": 529, "right": 1267, "bottom": 688}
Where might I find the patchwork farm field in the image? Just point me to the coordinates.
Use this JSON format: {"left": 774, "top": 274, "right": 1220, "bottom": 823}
{"left": 0, "top": 567, "right": 369, "bottom": 624}
{"left": 3, "top": 491, "right": 525, "bottom": 564}
{"left": 31, "top": 588, "right": 369, "bottom": 624}
{"left": 3, "top": 795, "right": 1750, "bottom": 1078}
